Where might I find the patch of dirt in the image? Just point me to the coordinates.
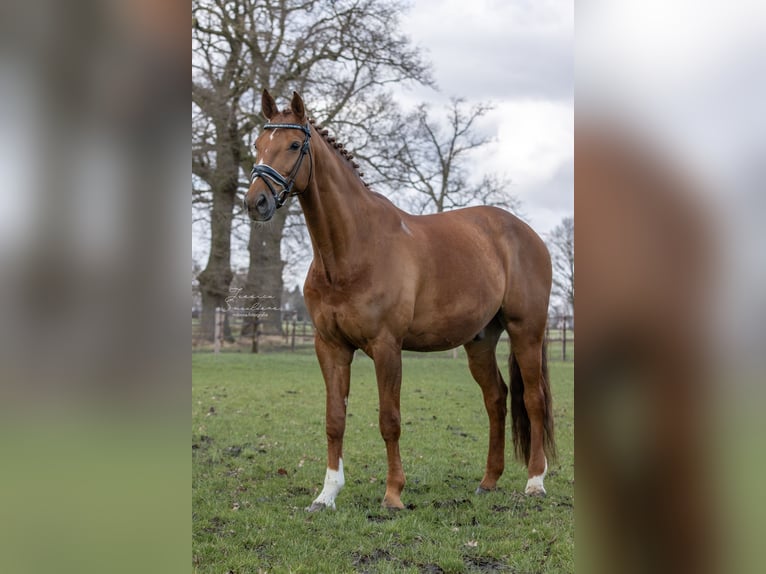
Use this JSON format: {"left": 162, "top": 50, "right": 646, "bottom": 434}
{"left": 242, "top": 540, "right": 270, "bottom": 558}
{"left": 432, "top": 498, "right": 473, "bottom": 509}
{"left": 285, "top": 485, "right": 313, "bottom": 496}
{"left": 366, "top": 512, "right": 396, "bottom": 523}
{"left": 192, "top": 435, "right": 213, "bottom": 450}
{"left": 225, "top": 445, "right": 243, "bottom": 457}
{"left": 417, "top": 563, "right": 446, "bottom": 573}
{"left": 463, "top": 555, "right": 511, "bottom": 572}
{"left": 201, "top": 515, "right": 235, "bottom": 538}
{"left": 352, "top": 548, "right": 395, "bottom": 571}
{"left": 553, "top": 495, "right": 574, "bottom": 508}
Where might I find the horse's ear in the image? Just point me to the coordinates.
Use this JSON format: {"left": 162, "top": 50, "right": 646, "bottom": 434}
{"left": 262, "top": 89, "right": 278, "bottom": 121}
{"left": 290, "top": 91, "right": 306, "bottom": 122}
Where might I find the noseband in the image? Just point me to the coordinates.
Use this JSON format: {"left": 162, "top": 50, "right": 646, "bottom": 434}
{"left": 249, "top": 122, "right": 313, "bottom": 209}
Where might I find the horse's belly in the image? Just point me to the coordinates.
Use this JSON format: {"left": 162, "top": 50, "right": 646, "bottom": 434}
{"left": 401, "top": 333, "right": 458, "bottom": 352}
{"left": 402, "top": 306, "right": 497, "bottom": 352}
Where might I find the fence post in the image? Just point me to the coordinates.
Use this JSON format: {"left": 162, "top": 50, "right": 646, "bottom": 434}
{"left": 291, "top": 320, "right": 297, "bottom": 351}
{"left": 214, "top": 307, "right": 222, "bottom": 354}
{"left": 251, "top": 319, "right": 261, "bottom": 354}
{"left": 562, "top": 315, "right": 567, "bottom": 361}
{"left": 545, "top": 320, "right": 551, "bottom": 362}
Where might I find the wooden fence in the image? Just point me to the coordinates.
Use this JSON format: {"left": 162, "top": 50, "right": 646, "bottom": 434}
{"left": 192, "top": 308, "right": 315, "bottom": 353}
{"left": 195, "top": 309, "right": 573, "bottom": 361}
{"left": 545, "top": 314, "right": 574, "bottom": 361}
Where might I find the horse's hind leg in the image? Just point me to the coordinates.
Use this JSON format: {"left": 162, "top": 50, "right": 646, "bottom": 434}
{"left": 464, "top": 321, "right": 507, "bottom": 493}
{"left": 506, "top": 321, "right": 554, "bottom": 496}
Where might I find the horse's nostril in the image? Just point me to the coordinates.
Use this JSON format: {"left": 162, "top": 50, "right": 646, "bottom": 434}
{"left": 255, "top": 196, "right": 270, "bottom": 215}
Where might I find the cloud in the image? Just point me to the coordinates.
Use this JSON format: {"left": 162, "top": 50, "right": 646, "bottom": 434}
{"left": 473, "top": 99, "right": 572, "bottom": 233}
{"left": 485, "top": 100, "right": 572, "bottom": 183}
{"left": 396, "top": 1, "right": 574, "bottom": 235}
{"left": 401, "top": 0, "right": 573, "bottom": 101}
{"left": 520, "top": 160, "right": 574, "bottom": 234}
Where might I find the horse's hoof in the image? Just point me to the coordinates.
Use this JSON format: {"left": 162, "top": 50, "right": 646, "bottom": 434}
{"left": 475, "top": 485, "right": 495, "bottom": 495}
{"left": 306, "top": 501, "right": 333, "bottom": 512}
{"left": 525, "top": 473, "right": 547, "bottom": 496}
{"left": 524, "top": 484, "right": 547, "bottom": 496}
{"left": 381, "top": 499, "right": 405, "bottom": 510}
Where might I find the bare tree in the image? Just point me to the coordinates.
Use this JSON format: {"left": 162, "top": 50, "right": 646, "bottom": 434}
{"left": 547, "top": 216, "right": 574, "bottom": 315}
{"left": 192, "top": 0, "right": 431, "bottom": 339}
{"left": 374, "top": 98, "right": 521, "bottom": 214}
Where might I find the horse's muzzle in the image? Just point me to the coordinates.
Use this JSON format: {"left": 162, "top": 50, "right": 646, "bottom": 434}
{"left": 245, "top": 190, "right": 276, "bottom": 222}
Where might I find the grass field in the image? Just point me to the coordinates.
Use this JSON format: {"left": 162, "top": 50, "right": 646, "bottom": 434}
{"left": 192, "top": 350, "right": 574, "bottom": 573}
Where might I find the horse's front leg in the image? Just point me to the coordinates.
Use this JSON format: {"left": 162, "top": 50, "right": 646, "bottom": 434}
{"left": 307, "top": 336, "right": 354, "bottom": 512}
{"left": 371, "top": 340, "right": 405, "bottom": 509}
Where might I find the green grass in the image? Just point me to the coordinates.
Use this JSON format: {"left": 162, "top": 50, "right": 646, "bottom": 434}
{"left": 192, "top": 351, "right": 574, "bottom": 573}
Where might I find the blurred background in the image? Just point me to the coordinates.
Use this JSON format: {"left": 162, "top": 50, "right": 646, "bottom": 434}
{"left": 577, "top": 1, "right": 766, "bottom": 573}
{"left": 0, "top": 0, "right": 188, "bottom": 572}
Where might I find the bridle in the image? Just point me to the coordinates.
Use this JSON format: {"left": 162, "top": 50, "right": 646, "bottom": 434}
{"left": 249, "top": 122, "right": 313, "bottom": 209}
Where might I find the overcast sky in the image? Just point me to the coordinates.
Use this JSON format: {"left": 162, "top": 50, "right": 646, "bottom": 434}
{"left": 396, "top": 0, "right": 574, "bottom": 236}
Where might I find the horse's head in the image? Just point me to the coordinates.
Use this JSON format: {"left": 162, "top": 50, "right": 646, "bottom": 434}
{"left": 244, "top": 90, "right": 313, "bottom": 221}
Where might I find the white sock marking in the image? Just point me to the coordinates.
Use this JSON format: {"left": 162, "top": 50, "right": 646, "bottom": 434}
{"left": 311, "top": 458, "right": 345, "bottom": 509}
{"left": 525, "top": 457, "right": 548, "bottom": 495}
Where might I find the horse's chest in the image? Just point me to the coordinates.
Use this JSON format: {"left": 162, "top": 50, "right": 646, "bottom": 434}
{"left": 307, "top": 285, "right": 387, "bottom": 344}
{"left": 311, "top": 297, "right": 368, "bottom": 339}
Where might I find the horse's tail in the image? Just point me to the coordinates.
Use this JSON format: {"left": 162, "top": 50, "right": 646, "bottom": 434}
{"left": 509, "top": 339, "right": 556, "bottom": 464}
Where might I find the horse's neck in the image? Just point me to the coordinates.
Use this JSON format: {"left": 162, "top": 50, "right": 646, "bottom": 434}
{"left": 299, "top": 141, "right": 381, "bottom": 281}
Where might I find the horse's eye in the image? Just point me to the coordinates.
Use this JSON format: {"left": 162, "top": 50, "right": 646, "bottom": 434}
{"left": 289, "top": 141, "right": 301, "bottom": 151}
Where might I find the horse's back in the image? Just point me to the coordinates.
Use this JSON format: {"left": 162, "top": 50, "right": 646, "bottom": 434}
{"left": 411, "top": 205, "right": 545, "bottom": 253}
{"left": 406, "top": 205, "right": 551, "bottom": 291}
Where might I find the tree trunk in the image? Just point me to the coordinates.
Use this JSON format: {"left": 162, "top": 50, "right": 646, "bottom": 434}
{"left": 197, "top": 188, "right": 236, "bottom": 341}
{"left": 199, "top": 285, "right": 235, "bottom": 343}
{"left": 197, "top": 130, "right": 238, "bottom": 341}
{"left": 241, "top": 206, "right": 288, "bottom": 337}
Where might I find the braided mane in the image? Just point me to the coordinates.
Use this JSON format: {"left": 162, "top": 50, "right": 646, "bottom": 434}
{"left": 304, "top": 114, "right": 370, "bottom": 188}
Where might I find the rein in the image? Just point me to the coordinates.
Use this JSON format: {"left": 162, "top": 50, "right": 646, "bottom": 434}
{"left": 250, "top": 122, "right": 313, "bottom": 209}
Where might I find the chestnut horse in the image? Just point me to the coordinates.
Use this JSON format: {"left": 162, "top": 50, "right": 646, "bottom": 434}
{"left": 244, "top": 90, "right": 555, "bottom": 511}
